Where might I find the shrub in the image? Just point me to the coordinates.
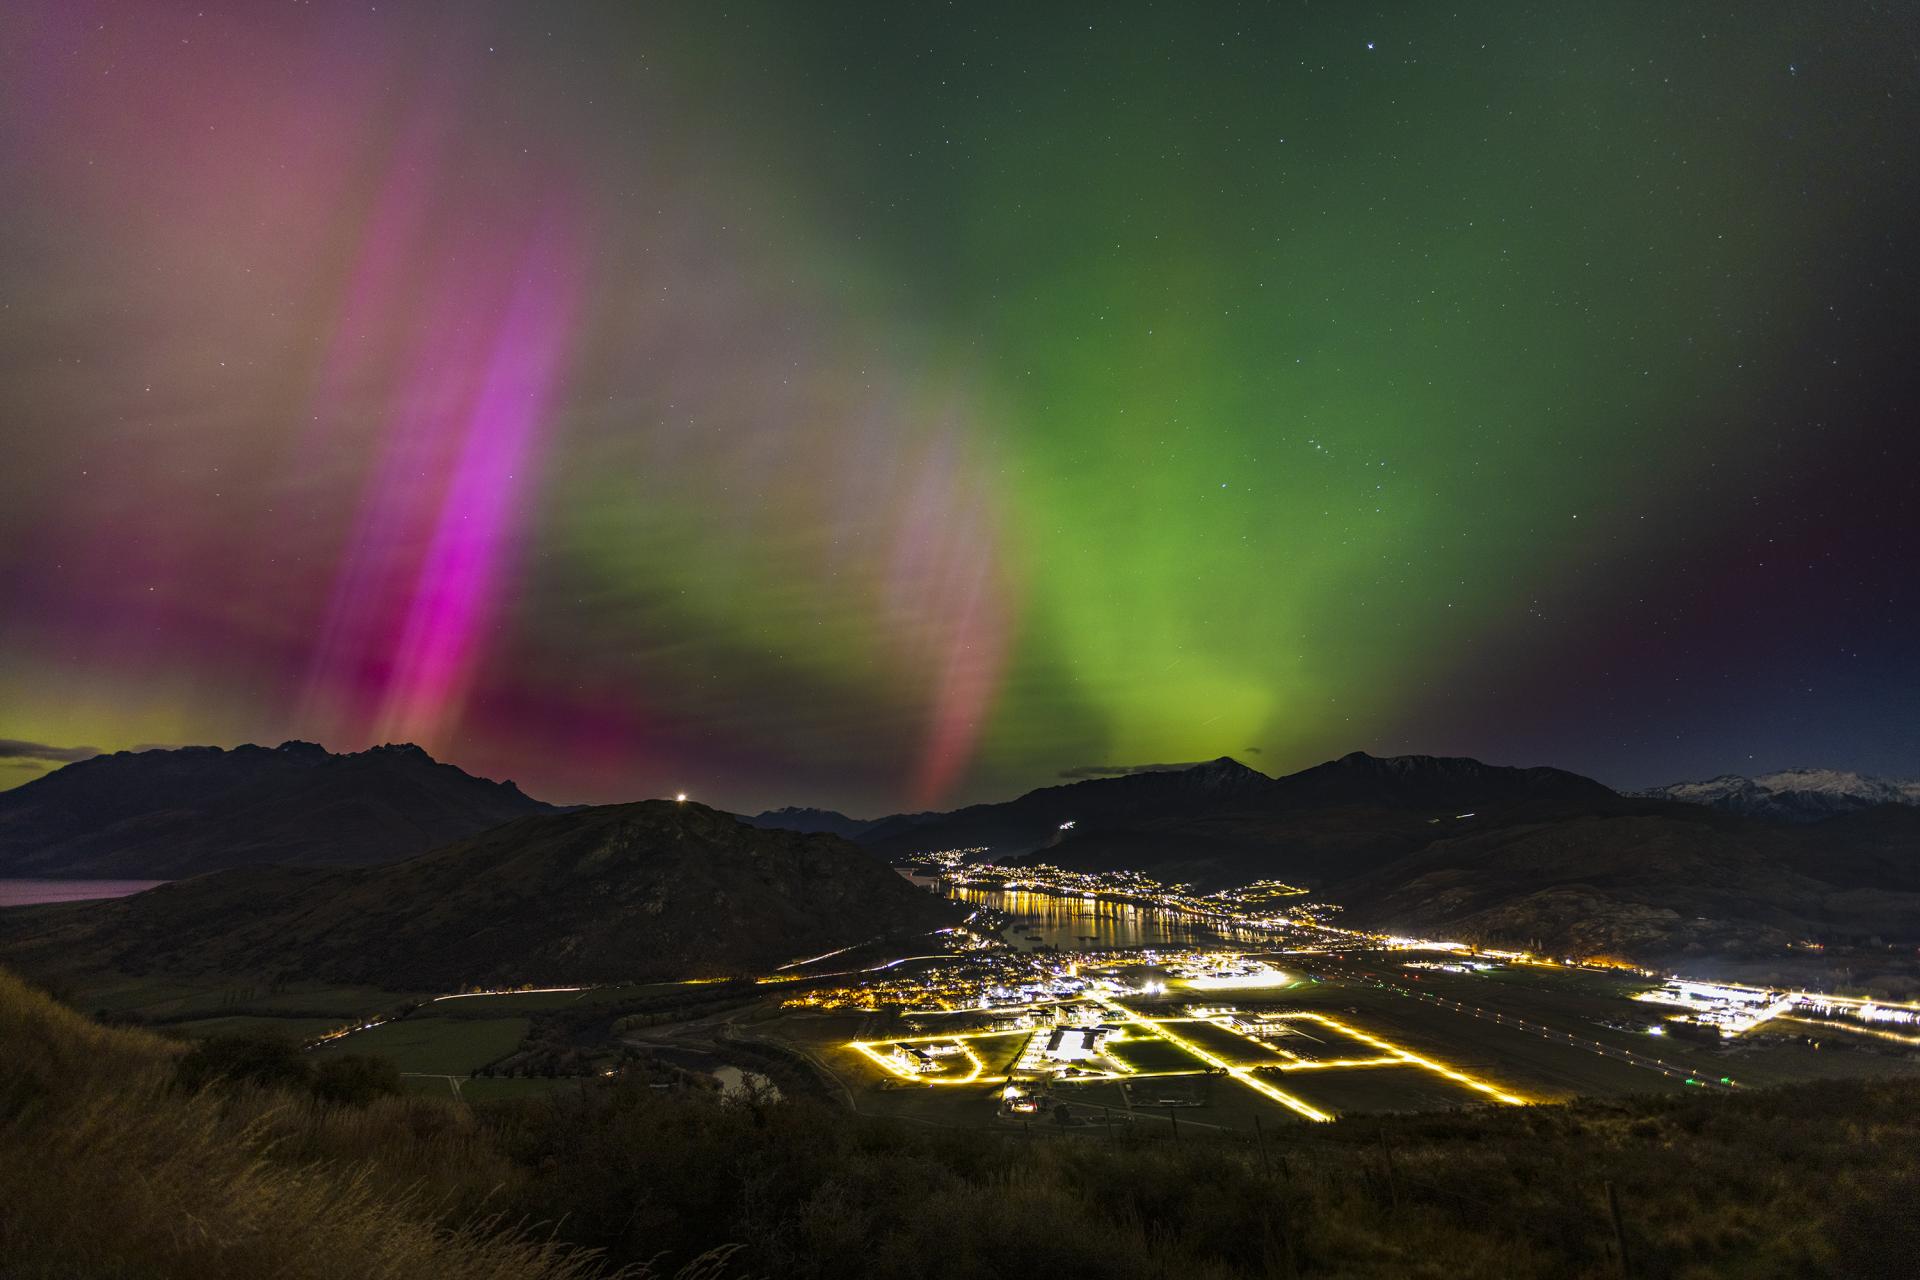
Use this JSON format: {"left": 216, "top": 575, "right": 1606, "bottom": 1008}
{"left": 175, "top": 1032, "right": 312, "bottom": 1094}
{"left": 312, "top": 1054, "right": 405, "bottom": 1107}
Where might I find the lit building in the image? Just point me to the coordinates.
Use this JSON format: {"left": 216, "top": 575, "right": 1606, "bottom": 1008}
{"left": 888, "top": 1044, "right": 939, "bottom": 1074}
{"left": 1042, "top": 1026, "right": 1114, "bottom": 1061}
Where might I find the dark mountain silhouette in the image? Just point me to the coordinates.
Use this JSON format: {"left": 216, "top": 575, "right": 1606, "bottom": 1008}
{"left": 857, "top": 752, "right": 1629, "bottom": 887}
{"left": 741, "top": 806, "right": 877, "bottom": 840}
{"left": 857, "top": 756, "right": 1277, "bottom": 859}
{"left": 0, "top": 741, "right": 552, "bottom": 878}
{"left": 0, "top": 801, "right": 957, "bottom": 989}
{"left": 1266, "top": 751, "right": 1616, "bottom": 812}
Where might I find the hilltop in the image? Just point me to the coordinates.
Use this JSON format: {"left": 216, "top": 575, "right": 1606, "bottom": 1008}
{"left": 0, "top": 740, "right": 552, "bottom": 878}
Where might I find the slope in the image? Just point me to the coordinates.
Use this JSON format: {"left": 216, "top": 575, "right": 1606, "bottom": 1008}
{"left": 0, "top": 801, "right": 957, "bottom": 989}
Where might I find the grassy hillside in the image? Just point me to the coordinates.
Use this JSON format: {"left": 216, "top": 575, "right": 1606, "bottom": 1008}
{"left": 0, "top": 967, "right": 608, "bottom": 1280}
{"left": 7, "top": 963, "right": 1920, "bottom": 1278}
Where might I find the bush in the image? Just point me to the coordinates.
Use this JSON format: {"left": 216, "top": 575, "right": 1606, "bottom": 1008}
{"left": 312, "top": 1054, "right": 405, "bottom": 1107}
{"left": 176, "top": 1032, "right": 312, "bottom": 1094}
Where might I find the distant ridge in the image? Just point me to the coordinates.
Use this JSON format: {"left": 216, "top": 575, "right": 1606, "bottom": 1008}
{"left": 0, "top": 740, "right": 552, "bottom": 878}
{"left": 741, "top": 806, "right": 877, "bottom": 840}
{"left": 1635, "top": 769, "right": 1920, "bottom": 823}
{"left": 852, "top": 751, "right": 1624, "bottom": 886}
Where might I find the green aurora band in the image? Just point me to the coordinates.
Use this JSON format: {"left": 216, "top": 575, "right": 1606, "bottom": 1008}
{"left": 0, "top": 2, "right": 1913, "bottom": 810}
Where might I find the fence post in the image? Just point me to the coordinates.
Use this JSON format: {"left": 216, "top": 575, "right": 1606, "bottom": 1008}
{"left": 1254, "top": 1113, "right": 1273, "bottom": 1177}
{"left": 1170, "top": 1109, "right": 1180, "bottom": 1142}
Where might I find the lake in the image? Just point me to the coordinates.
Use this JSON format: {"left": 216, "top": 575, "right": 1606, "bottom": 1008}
{"left": 947, "top": 884, "right": 1268, "bottom": 953}
{"left": 0, "top": 879, "right": 167, "bottom": 907}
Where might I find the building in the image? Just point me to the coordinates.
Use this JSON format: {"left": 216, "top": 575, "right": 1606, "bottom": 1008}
{"left": 1042, "top": 1026, "right": 1114, "bottom": 1062}
{"left": 888, "top": 1044, "right": 938, "bottom": 1074}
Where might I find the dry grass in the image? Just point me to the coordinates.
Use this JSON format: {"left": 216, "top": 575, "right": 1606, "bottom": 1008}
{"left": 0, "top": 968, "right": 607, "bottom": 1280}
{"left": 9, "top": 962, "right": 1920, "bottom": 1279}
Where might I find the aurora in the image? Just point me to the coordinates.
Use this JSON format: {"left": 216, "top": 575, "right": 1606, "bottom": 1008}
{"left": 1, "top": 2, "right": 1915, "bottom": 813}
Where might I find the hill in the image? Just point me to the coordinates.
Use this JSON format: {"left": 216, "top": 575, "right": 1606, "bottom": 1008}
{"left": 0, "top": 801, "right": 956, "bottom": 990}
{"left": 0, "top": 740, "right": 552, "bottom": 878}
{"left": 1329, "top": 807, "right": 1920, "bottom": 970}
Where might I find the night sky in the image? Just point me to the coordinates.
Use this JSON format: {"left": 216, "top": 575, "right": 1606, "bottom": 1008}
{"left": 2, "top": 2, "right": 1916, "bottom": 813}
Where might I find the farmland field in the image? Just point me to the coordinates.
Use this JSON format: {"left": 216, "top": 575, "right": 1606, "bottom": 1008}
{"left": 313, "top": 1015, "right": 529, "bottom": 1074}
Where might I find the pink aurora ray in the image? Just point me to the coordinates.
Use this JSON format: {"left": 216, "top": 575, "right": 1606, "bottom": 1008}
{"left": 885, "top": 433, "right": 1013, "bottom": 808}
{"left": 304, "top": 210, "right": 582, "bottom": 751}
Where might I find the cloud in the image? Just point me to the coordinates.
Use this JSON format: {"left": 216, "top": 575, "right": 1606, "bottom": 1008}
{"left": 0, "top": 738, "right": 102, "bottom": 764}
{"left": 1057, "top": 761, "right": 1209, "bottom": 780}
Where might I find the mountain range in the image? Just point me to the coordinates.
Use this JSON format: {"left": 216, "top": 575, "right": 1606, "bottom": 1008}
{"left": 1633, "top": 769, "right": 1920, "bottom": 823}
{"left": 0, "top": 801, "right": 955, "bottom": 989}
{"left": 0, "top": 740, "right": 552, "bottom": 878}
{"left": 738, "top": 752, "right": 1920, "bottom": 971}
{"left": 838, "top": 751, "right": 1627, "bottom": 888}
{"left": 740, "top": 806, "right": 880, "bottom": 840}
{"left": 3, "top": 738, "right": 1914, "bottom": 978}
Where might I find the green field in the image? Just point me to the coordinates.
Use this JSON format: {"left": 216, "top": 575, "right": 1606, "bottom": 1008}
{"left": 166, "top": 1014, "right": 357, "bottom": 1042}
{"left": 1267, "top": 1063, "right": 1494, "bottom": 1116}
{"left": 1159, "top": 1019, "right": 1295, "bottom": 1067}
{"left": 458, "top": 1075, "right": 589, "bottom": 1102}
{"left": 314, "top": 1016, "right": 529, "bottom": 1074}
{"left": 66, "top": 972, "right": 425, "bottom": 1023}
{"left": 1106, "top": 1033, "right": 1206, "bottom": 1075}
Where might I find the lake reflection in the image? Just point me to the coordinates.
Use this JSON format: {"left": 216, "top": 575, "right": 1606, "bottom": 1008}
{"left": 948, "top": 885, "right": 1261, "bottom": 952}
{"left": 0, "top": 879, "right": 167, "bottom": 907}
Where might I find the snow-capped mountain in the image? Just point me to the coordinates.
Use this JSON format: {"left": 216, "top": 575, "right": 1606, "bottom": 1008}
{"left": 1636, "top": 768, "right": 1920, "bottom": 822}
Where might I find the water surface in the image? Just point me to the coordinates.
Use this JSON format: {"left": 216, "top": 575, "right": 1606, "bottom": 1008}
{"left": 947, "top": 885, "right": 1264, "bottom": 953}
{"left": 0, "top": 879, "right": 167, "bottom": 907}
